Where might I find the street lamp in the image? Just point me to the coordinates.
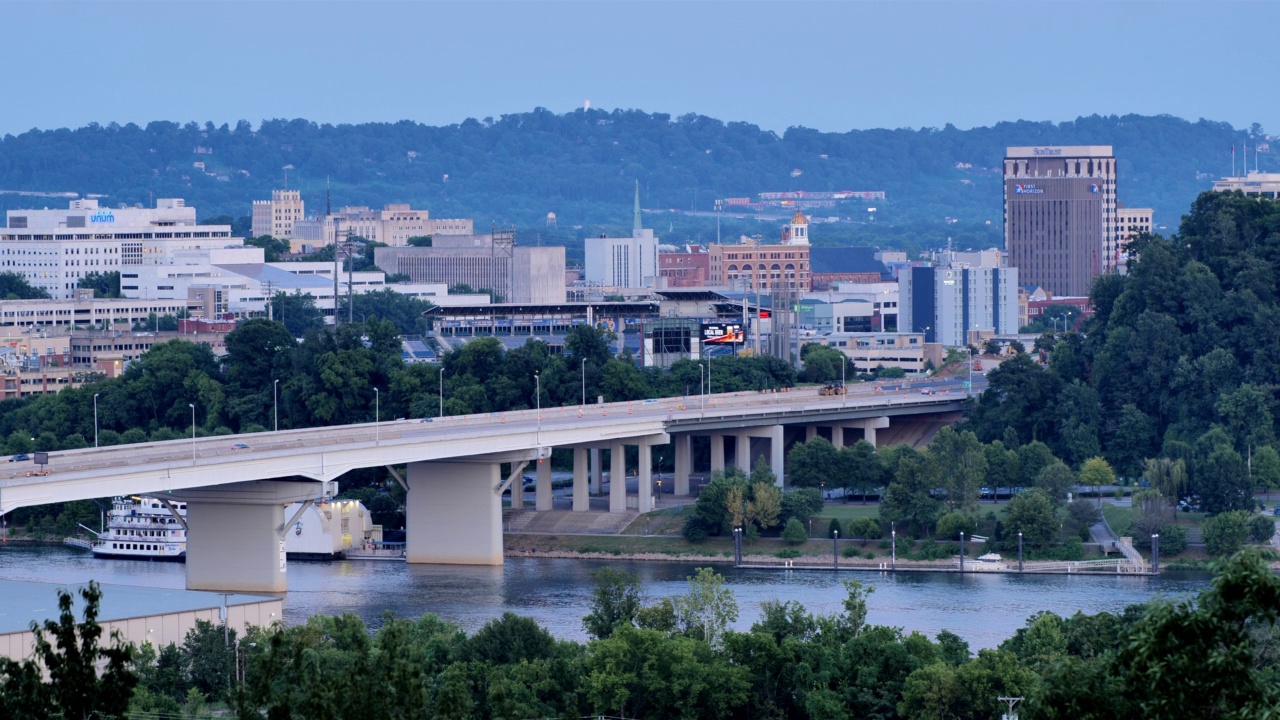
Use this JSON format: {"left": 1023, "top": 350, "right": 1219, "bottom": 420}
{"left": 438, "top": 368, "right": 444, "bottom": 418}
{"left": 273, "top": 379, "right": 279, "bottom": 432}
{"left": 93, "top": 393, "right": 99, "bottom": 448}
{"left": 656, "top": 479, "right": 662, "bottom": 507}
{"left": 374, "top": 387, "right": 380, "bottom": 446}
{"left": 189, "top": 403, "right": 196, "bottom": 462}
{"left": 534, "top": 372, "right": 542, "bottom": 445}
{"left": 581, "top": 358, "right": 586, "bottom": 408}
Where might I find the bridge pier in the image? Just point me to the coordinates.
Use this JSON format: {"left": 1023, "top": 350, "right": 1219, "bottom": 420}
{"left": 589, "top": 448, "right": 602, "bottom": 494}
{"left": 177, "top": 480, "right": 332, "bottom": 593}
{"left": 405, "top": 459, "right": 504, "bottom": 565}
{"left": 710, "top": 434, "right": 726, "bottom": 474}
{"left": 572, "top": 447, "right": 588, "bottom": 511}
{"left": 535, "top": 457, "right": 553, "bottom": 511}
{"left": 847, "top": 416, "right": 890, "bottom": 449}
{"left": 673, "top": 433, "right": 691, "bottom": 496}
{"left": 610, "top": 442, "right": 627, "bottom": 512}
{"left": 735, "top": 432, "right": 752, "bottom": 471}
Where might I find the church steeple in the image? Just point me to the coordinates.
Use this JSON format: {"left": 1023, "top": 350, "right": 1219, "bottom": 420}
{"left": 633, "top": 180, "right": 642, "bottom": 233}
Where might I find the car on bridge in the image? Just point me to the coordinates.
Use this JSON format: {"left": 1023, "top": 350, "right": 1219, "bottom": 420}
{"left": 230, "top": 443, "right": 249, "bottom": 450}
{"left": 8, "top": 453, "right": 29, "bottom": 462}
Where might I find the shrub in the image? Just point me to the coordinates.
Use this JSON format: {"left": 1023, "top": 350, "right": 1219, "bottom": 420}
{"left": 935, "top": 512, "right": 977, "bottom": 541}
{"left": 827, "top": 517, "right": 843, "bottom": 538}
{"left": 842, "top": 546, "right": 861, "bottom": 558}
{"left": 781, "top": 518, "right": 809, "bottom": 545}
{"left": 1249, "top": 515, "right": 1277, "bottom": 544}
{"left": 1157, "top": 524, "right": 1189, "bottom": 556}
{"left": 1204, "top": 511, "right": 1253, "bottom": 556}
{"left": 865, "top": 550, "right": 876, "bottom": 560}
{"left": 776, "top": 548, "right": 801, "bottom": 559}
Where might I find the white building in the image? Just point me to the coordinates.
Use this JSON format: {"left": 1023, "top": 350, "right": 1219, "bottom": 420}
{"left": 584, "top": 228, "right": 659, "bottom": 289}
{"left": 899, "top": 255, "right": 1019, "bottom": 347}
{"left": 2, "top": 199, "right": 238, "bottom": 298}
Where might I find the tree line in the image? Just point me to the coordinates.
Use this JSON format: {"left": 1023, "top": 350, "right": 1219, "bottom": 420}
{"left": 4, "top": 550, "right": 1280, "bottom": 719}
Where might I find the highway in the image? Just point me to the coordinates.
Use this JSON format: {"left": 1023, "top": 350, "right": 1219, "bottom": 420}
{"left": 0, "top": 376, "right": 979, "bottom": 514}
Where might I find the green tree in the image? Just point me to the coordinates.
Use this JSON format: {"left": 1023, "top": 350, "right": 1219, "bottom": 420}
{"left": 406, "top": 235, "right": 433, "bottom": 247}
{"left": 928, "top": 426, "right": 987, "bottom": 513}
{"left": 1016, "top": 440, "right": 1057, "bottom": 487}
{"left": 800, "top": 343, "right": 847, "bottom": 384}
{"left": 781, "top": 517, "right": 808, "bottom": 545}
{"left": 1248, "top": 514, "right": 1276, "bottom": 544}
{"left": 270, "top": 290, "right": 325, "bottom": 338}
{"left": 785, "top": 436, "right": 843, "bottom": 489}
{"left": 1078, "top": 456, "right": 1115, "bottom": 500}
{"left": 1035, "top": 461, "right": 1076, "bottom": 502}
{"left": 182, "top": 619, "right": 235, "bottom": 701}
{"left": 244, "top": 235, "right": 292, "bottom": 262}
{"left": 1195, "top": 441, "right": 1253, "bottom": 514}
{"left": 0, "top": 271, "right": 51, "bottom": 299}
{"left": 0, "top": 582, "right": 136, "bottom": 719}
{"left": 1252, "top": 445, "right": 1280, "bottom": 493}
{"left": 583, "top": 567, "right": 642, "bottom": 640}
{"left": 1202, "top": 510, "right": 1253, "bottom": 556}
{"left": 935, "top": 511, "right": 977, "bottom": 541}
{"left": 77, "top": 271, "right": 122, "bottom": 298}
{"left": 1004, "top": 488, "right": 1059, "bottom": 547}
{"left": 672, "top": 567, "right": 738, "bottom": 647}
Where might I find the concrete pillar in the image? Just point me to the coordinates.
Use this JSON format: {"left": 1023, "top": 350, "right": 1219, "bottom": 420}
{"left": 405, "top": 460, "right": 502, "bottom": 565}
{"left": 638, "top": 445, "right": 653, "bottom": 512}
{"left": 535, "top": 457, "right": 553, "bottom": 511}
{"left": 736, "top": 432, "right": 752, "bottom": 472}
{"left": 769, "top": 424, "right": 785, "bottom": 488}
{"left": 805, "top": 426, "right": 818, "bottom": 442}
{"left": 510, "top": 465, "right": 524, "bottom": 509}
{"left": 610, "top": 442, "right": 627, "bottom": 513}
{"left": 674, "top": 434, "right": 691, "bottom": 496}
{"left": 589, "top": 448, "right": 602, "bottom": 494}
{"left": 573, "top": 447, "right": 589, "bottom": 512}
{"left": 180, "top": 480, "right": 330, "bottom": 593}
{"left": 851, "top": 416, "right": 890, "bottom": 449}
{"left": 832, "top": 426, "right": 845, "bottom": 450}
{"left": 710, "top": 434, "right": 725, "bottom": 474}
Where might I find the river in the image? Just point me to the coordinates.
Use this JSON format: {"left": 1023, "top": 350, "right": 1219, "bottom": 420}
{"left": 0, "top": 545, "right": 1210, "bottom": 650}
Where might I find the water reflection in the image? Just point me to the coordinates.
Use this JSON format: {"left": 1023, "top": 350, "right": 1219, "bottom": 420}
{"left": 0, "top": 545, "right": 1208, "bottom": 649}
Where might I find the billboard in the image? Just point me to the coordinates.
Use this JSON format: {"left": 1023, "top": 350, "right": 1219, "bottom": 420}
{"left": 701, "top": 323, "right": 744, "bottom": 345}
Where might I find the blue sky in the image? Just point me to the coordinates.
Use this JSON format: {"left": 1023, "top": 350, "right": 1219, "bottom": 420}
{"left": 2, "top": 1, "right": 1276, "bottom": 136}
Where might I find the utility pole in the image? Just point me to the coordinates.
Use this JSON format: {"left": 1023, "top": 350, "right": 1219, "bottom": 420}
{"left": 997, "top": 696, "right": 1023, "bottom": 720}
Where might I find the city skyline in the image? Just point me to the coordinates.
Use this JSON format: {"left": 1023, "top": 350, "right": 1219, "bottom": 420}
{"left": 0, "top": 1, "right": 1275, "bottom": 137}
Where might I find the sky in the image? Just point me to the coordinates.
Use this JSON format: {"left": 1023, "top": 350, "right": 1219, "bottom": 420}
{"left": 1, "top": 1, "right": 1277, "bottom": 136}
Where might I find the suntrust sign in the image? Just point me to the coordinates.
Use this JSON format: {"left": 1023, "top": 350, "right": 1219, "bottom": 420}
{"left": 1032, "top": 148, "right": 1063, "bottom": 156}
{"left": 89, "top": 210, "right": 115, "bottom": 223}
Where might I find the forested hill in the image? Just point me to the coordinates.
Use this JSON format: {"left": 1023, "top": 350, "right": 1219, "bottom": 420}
{"left": 0, "top": 110, "right": 1270, "bottom": 245}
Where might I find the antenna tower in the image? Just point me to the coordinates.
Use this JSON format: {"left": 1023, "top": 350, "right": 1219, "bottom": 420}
{"left": 491, "top": 224, "right": 516, "bottom": 302}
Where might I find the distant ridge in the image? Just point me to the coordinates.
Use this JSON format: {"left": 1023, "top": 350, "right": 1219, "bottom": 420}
{"left": 0, "top": 110, "right": 1268, "bottom": 235}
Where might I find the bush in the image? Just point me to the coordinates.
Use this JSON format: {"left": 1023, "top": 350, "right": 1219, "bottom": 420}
{"left": 865, "top": 550, "right": 876, "bottom": 560}
{"left": 776, "top": 548, "right": 801, "bottom": 559}
{"left": 781, "top": 518, "right": 809, "bottom": 545}
{"left": 1204, "top": 511, "right": 1253, "bottom": 556}
{"left": 842, "top": 546, "right": 861, "bottom": 558}
{"left": 935, "top": 512, "right": 977, "bottom": 541}
{"left": 1158, "top": 524, "right": 1189, "bottom": 556}
{"left": 827, "top": 517, "right": 843, "bottom": 538}
{"left": 1249, "top": 515, "right": 1277, "bottom": 544}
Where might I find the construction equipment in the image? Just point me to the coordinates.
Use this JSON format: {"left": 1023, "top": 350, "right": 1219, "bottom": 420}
{"left": 819, "top": 383, "right": 846, "bottom": 397}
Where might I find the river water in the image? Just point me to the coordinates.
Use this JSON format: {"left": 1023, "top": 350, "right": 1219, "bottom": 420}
{"left": 0, "top": 545, "right": 1210, "bottom": 650}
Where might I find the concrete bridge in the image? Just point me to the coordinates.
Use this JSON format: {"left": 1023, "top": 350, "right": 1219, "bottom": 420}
{"left": 0, "top": 381, "right": 968, "bottom": 592}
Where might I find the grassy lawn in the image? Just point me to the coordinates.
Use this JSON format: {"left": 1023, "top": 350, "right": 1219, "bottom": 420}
{"left": 1101, "top": 503, "right": 1133, "bottom": 535}
{"left": 621, "top": 505, "right": 693, "bottom": 535}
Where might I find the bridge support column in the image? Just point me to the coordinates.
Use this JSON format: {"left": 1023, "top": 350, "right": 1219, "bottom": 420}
{"left": 589, "top": 448, "right": 602, "bottom": 494}
{"left": 405, "top": 459, "right": 502, "bottom": 565}
{"left": 832, "top": 426, "right": 846, "bottom": 450}
{"left": 850, "top": 416, "right": 890, "bottom": 448}
{"left": 179, "top": 480, "right": 331, "bottom": 592}
{"left": 510, "top": 471, "right": 524, "bottom": 510}
{"left": 572, "top": 447, "right": 589, "bottom": 512}
{"left": 673, "top": 434, "right": 691, "bottom": 496}
{"left": 769, "top": 424, "right": 785, "bottom": 488}
{"left": 710, "top": 434, "right": 725, "bottom": 474}
{"left": 535, "top": 456, "right": 553, "bottom": 511}
{"left": 638, "top": 445, "right": 653, "bottom": 512}
{"left": 610, "top": 442, "right": 627, "bottom": 513}
{"left": 736, "top": 432, "right": 752, "bottom": 472}
{"left": 805, "top": 426, "right": 818, "bottom": 442}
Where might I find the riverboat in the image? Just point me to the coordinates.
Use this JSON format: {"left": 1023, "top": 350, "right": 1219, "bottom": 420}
{"left": 90, "top": 496, "right": 187, "bottom": 561}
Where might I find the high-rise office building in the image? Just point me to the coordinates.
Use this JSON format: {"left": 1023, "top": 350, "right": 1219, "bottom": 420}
{"left": 899, "top": 255, "right": 1018, "bottom": 346}
{"left": 1004, "top": 146, "right": 1117, "bottom": 297}
{"left": 251, "top": 190, "right": 304, "bottom": 239}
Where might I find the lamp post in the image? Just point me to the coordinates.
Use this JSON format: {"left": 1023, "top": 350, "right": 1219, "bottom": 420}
{"left": 374, "top": 387, "right": 380, "bottom": 446}
{"left": 656, "top": 479, "right": 662, "bottom": 507}
{"left": 189, "top": 403, "right": 196, "bottom": 462}
{"left": 534, "top": 373, "right": 542, "bottom": 445}
{"left": 273, "top": 379, "right": 279, "bottom": 432}
{"left": 93, "top": 393, "right": 99, "bottom": 448}
{"left": 581, "top": 359, "right": 586, "bottom": 408}
{"left": 438, "top": 368, "right": 444, "bottom": 418}
{"left": 841, "top": 356, "right": 846, "bottom": 407}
